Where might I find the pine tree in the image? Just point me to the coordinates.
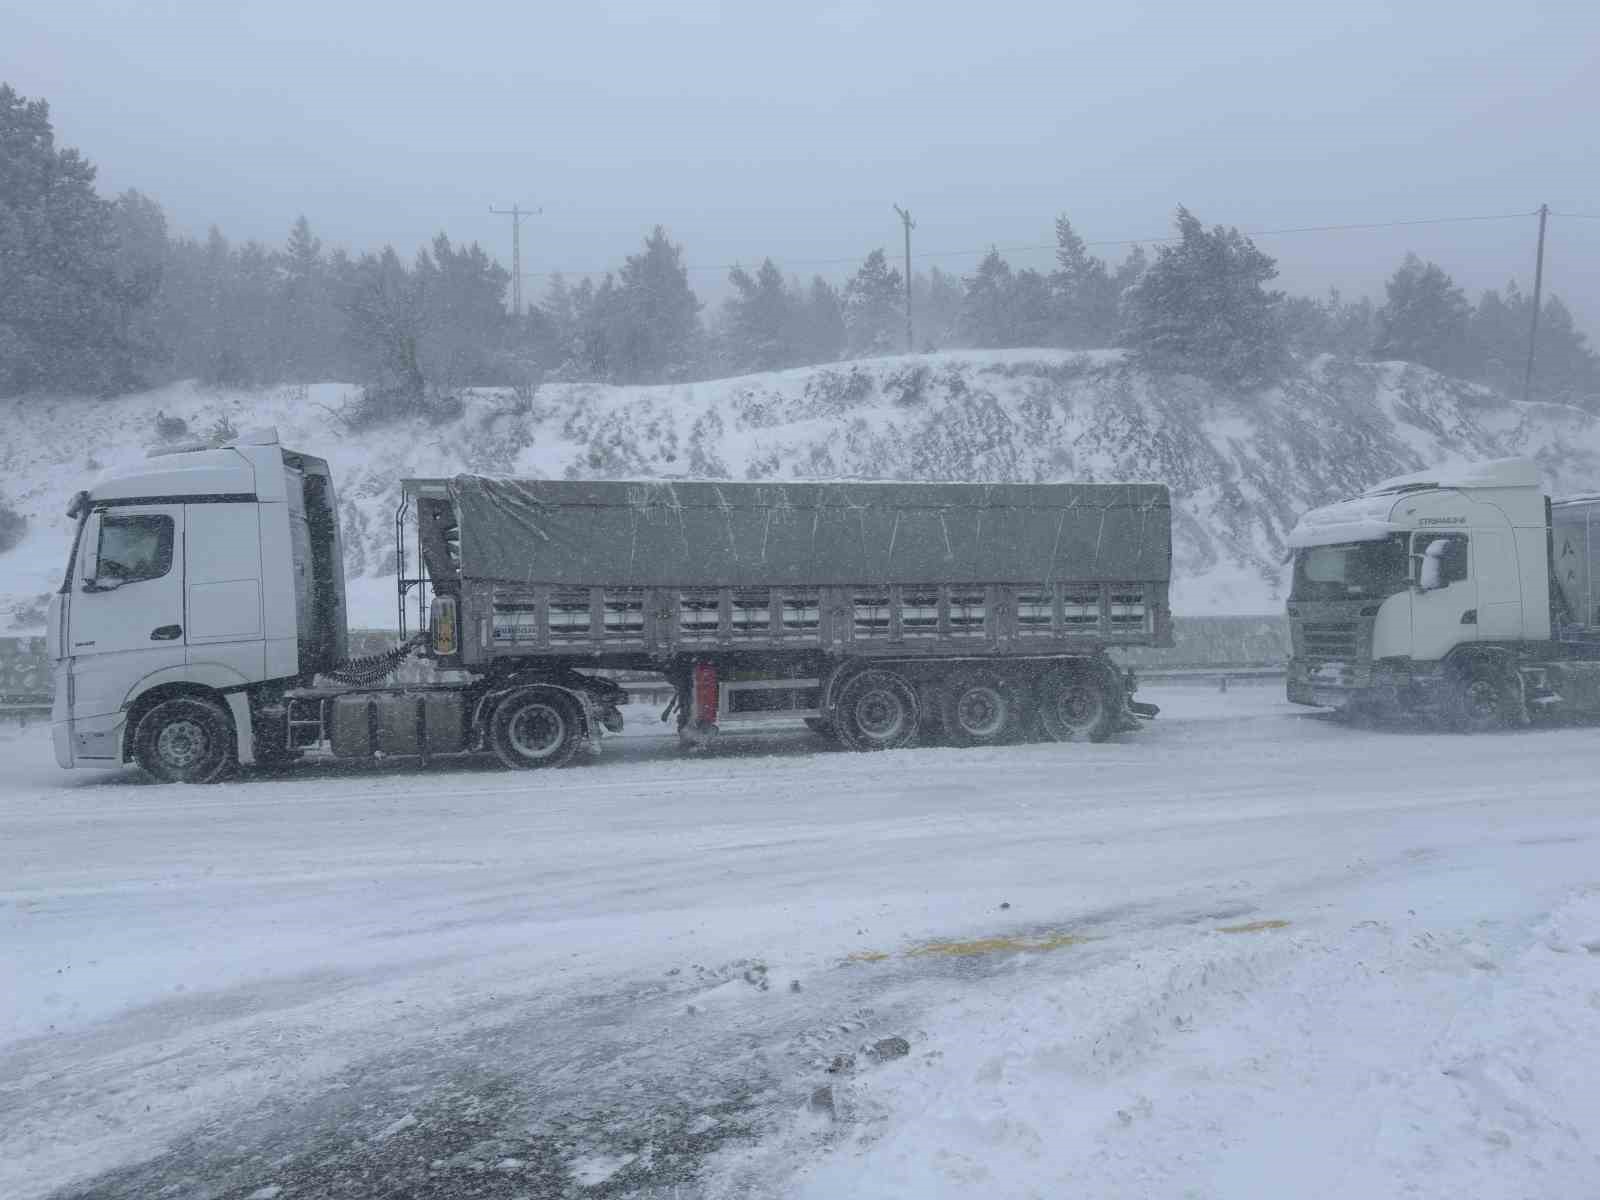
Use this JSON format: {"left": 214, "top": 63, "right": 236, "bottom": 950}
{"left": 724, "top": 258, "right": 798, "bottom": 371}
{"left": 912, "top": 266, "right": 962, "bottom": 350}
{"left": 606, "top": 226, "right": 702, "bottom": 383}
{"left": 843, "top": 249, "right": 904, "bottom": 357}
{"left": 1123, "top": 207, "right": 1285, "bottom": 384}
{"left": 1372, "top": 253, "right": 1471, "bottom": 374}
{"left": 1051, "top": 216, "right": 1118, "bottom": 347}
{"left": 107, "top": 189, "right": 169, "bottom": 385}
{"left": 0, "top": 84, "right": 139, "bottom": 394}
{"left": 958, "top": 248, "right": 1014, "bottom": 347}
{"left": 1112, "top": 245, "right": 1149, "bottom": 342}
{"left": 274, "top": 215, "right": 341, "bottom": 382}
{"left": 797, "top": 276, "right": 846, "bottom": 365}
{"left": 417, "top": 233, "right": 511, "bottom": 386}
{"left": 1467, "top": 283, "right": 1525, "bottom": 391}
{"left": 1524, "top": 294, "right": 1600, "bottom": 408}
{"left": 340, "top": 245, "right": 425, "bottom": 404}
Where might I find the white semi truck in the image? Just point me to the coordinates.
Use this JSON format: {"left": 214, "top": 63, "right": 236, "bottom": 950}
{"left": 48, "top": 429, "right": 1172, "bottom": 781}
{"left": 1286, "top": 457, "right": 1600, "bottom": 729}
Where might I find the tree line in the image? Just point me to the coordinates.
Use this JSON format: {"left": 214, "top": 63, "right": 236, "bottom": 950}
{"left": 3, "top": 82, "right": 1597, "bottom": 411}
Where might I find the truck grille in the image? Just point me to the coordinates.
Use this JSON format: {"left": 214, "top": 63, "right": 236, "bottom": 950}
{"left": 1300, "top": 621, "right": 1359, "bottom": 659}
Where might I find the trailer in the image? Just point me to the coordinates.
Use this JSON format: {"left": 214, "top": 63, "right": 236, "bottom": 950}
{"left": 47, "top": 431, "right": 1173, "bottom": 781}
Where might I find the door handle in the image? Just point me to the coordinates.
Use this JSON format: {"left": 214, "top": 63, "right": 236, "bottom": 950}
{"left": 151, "top": 624, "right": 183, "bottom": 641}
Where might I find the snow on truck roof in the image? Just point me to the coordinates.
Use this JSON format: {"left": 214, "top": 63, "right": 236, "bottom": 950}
{"left": 1362, "top": 457, "right": 1541, "bottom": 496}
{"left": 83, "top": 428, "right": 288, "bottom": 506}
{"left": 1288, "top": 458, "right": 1547, "bottom": 549}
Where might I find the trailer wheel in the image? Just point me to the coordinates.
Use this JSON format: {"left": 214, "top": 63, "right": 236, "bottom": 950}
{"left": 491, "top": 688, "right": 584, "bottom": 769}
{"left": 134, "top": 696, "right": 235, "bottom": 784}
{"left": 1447, "top": 660, "right": 1515, "bottom": 734}
{"left": 833, "top": 670, "right": 920, "bottom": 752}
{"left": 939, "top": 670, "right": 1021, "bottom": 746}
{"left": 1035, "top": 664, "right": 1118, "bottom": 743}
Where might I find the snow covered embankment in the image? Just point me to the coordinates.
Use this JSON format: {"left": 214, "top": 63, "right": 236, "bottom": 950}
{"left": 6, "top": 351, "right": 1600, "bottom": 630}
{"left": 779, "top": 892, "right": 1600, "bottom": 1200}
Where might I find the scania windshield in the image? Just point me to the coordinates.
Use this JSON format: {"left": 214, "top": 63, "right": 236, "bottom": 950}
{"left": 1291, "top": 534, "right": 1409, "bottom": 601}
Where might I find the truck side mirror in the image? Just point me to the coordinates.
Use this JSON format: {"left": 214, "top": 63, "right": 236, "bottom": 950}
{"left": 1419, "top": 555, "right": 1443, "bottom": 592}
{"left": 1415, "top": 538, "right": 1446, "bottom": 592}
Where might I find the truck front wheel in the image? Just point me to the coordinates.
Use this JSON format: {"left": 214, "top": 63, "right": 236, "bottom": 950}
{"left": 133, "top": 697, "right": 236, "bottom": 784}
{"left": 1447, "top": 661, "right": 1516, "bottom": 734}
{"left": 491, "top": 688, "right": 585, "bottom": 769}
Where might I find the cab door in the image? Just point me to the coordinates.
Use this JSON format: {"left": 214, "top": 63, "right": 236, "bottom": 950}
{"left": 65, "top": 505, "right": 187, "bottom": 758}
{"left": 1410, "top": 532, "right": 1476, "bottom": 663}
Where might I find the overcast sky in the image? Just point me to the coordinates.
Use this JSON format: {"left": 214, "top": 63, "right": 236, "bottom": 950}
{"left": 9, "top": 0, "right": 1599, "bottom": 329}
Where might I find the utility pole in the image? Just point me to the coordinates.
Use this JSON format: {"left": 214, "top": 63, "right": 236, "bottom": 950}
{"left": 1523, "top": 203, "right": 1549, "bottom": 403}
{"left": 489, "top": 202, "right": 540, "bottom": 317}
{"left": 893, "top": 204, "right": 915, "bottom": 352}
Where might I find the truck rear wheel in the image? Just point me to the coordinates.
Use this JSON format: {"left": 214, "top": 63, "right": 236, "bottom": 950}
{"left": 134, "top": 696, "right": 236, "bottom": 784}
{"left": 833, "top": 669, "right": 920, "bottom": 752}
{"left": 491, "top": 688, "right": 584, "bottom": 769}
{"left": 939, "top": 670, "right": 1021, "bottom": 746}
{"left": 1035, "top": 664, "right": 1118, "bottom": 743}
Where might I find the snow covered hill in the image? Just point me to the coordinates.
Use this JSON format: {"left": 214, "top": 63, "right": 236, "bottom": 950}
{"left": 5, "top": 349, "right": 1600, "bottom": 631}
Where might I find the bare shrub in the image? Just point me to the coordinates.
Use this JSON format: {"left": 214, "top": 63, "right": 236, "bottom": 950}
{"left": 0, "top": 497, "right": 25, "bottom": 554}
{"left": 153, "top": 410, "right": 189, "bottom": 441}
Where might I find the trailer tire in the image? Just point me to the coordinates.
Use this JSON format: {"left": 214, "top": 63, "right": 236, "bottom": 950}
{"left": 939, "top": 670, "right": 1021, "bottom": 746}
{"left": 133, "top": 696, "right": 236, "bottom": 784}
{"left": 1035, "top": 663, "right": 1118, "bottom": 743}
{"left": 491, "top": 688, "right": 585, "bottom": 769}
{"left": 833, "top": 669, "right": 920, "bottom": 752}
{"left": 1446, "top": 659, "right": 1516, "bottom": 734}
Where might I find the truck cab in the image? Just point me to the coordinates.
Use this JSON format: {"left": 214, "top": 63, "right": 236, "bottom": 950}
{"left": 1286, "top": 459, "right": 1552, "bottom": 718}
{"left": 48, "top": 429, "right": 347, "bottom": 775}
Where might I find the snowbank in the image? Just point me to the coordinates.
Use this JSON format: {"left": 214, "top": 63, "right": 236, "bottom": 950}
{"left": 5, "top": 353, "right": 1599, "bottom": 631}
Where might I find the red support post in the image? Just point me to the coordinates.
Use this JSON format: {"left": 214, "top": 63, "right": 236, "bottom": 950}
{"left": 692, "top": 661, "right": 719, "bottom": 730}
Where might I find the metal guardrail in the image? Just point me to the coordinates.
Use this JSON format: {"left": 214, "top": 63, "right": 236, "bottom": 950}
{"left": 1, "top": 616, "right": 1292, "bottom": 725}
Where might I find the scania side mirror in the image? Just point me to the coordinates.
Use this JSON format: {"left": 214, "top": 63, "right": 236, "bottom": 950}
{"left": 1415, "top": 539, "right": 1446, "bottom": 592}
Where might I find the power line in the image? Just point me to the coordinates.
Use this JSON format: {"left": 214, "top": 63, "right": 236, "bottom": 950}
{"left": 512, "top": 207, "right": 1541, "bottom": 282}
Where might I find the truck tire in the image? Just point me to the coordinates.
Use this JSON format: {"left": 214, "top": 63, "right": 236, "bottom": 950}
{"left": 1447, "top": 660, "right": 1516, "bottom": 734}
{"left": 1034, "top": 664, "right": 1118, "bottom": 743}
{"left": 939, "top": 669, "right": 1021, "bottom": 746}
{"left": 491, "top": 687, "right": 585, "bottom": 769}
{"left": 833, "top": 669, "right": 920, "bottom": 752}
{"left": 133, "top": 696, "right": 236, "bottom": 784}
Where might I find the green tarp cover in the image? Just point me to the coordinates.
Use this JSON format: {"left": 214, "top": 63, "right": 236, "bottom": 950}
{"left": 445, "top": 477, "right": 1171, "bottom": 588}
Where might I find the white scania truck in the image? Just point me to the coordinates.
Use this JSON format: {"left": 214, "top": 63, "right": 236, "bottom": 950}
{"left": 1286, "top": 457, "right": 1600, "bottom": 729}
{"left": 49, "top": 429, "right": 1172, "bottom": 781}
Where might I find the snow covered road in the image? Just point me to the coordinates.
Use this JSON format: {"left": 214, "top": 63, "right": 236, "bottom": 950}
{"left": 4, "top": 683, "right": 1600, "bottom": 1199}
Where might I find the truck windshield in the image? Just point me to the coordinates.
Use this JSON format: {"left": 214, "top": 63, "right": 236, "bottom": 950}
{"left": 1292, "top": 535, "right": 1409, "bottom": 601}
